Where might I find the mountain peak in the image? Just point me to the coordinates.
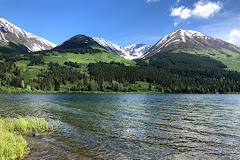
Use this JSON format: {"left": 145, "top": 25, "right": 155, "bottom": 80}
{"left": 142, "top": 29, "right": 240, "bottom": 59}
{"left": 68, "top": 34, "right": 91, "bottom": 42}
{"left": 55, "top": 34, "right": 102, "bottom": 50}
{"left": 0, "top": 17, "right": 56, "bottom": 52}
{"left": 124, "top": 43, "right": 152, "bottom": 59}
{"left": 73, "top": 34, "right": 88, "bottom": 38}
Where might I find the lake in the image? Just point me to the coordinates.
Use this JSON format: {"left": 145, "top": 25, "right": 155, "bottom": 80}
{"left": 0, "top": 93, "right": 240, "bottom": 159}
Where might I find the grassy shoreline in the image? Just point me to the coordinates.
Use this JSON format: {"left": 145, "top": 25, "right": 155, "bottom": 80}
{"left": 0, "top": 116, "right": 55, "bottom": 160}
{"left": 0, "top": 90, "right": 239, "bottom": 94}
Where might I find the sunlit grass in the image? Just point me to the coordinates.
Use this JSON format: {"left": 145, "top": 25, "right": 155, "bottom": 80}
{"left": 0, "top": 116, "right": 56, "bottom": 160}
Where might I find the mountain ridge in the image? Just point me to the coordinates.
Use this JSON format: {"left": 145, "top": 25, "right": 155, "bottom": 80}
{"left": 142, "top": 29, "right": 240, "bottom": 71}
{"left": 143, "top": 29, "right": 240, "bottom": 58}
{"left": 2, "top": 16, "right": 240, "bottom": 72}
{"left": 93, "top": 37, "right": 152, "bottom": 59}
{"left": 0, "top": 17, "right": 56, "bottom": 52}
{"left": 54, "top": 34, "right": 103, "bottom": 50}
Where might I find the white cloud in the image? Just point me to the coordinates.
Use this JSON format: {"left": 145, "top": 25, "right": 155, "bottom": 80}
{"left": 170, "top": 0, "right": 222, "bottom": 20}
{"left": 147, "top": 0, "right": 160, "bottom": 2}
{"left": 228, "top": 29, "right": 240, "bottom": 45}
{"left": 180, "top": 8, "right": 192, "bottom": 19}
{"left": 171, "top": 6, "right": 184, "bottom": 16}
{"left": 192, "top": 1, "right": 222, "bottom": 18}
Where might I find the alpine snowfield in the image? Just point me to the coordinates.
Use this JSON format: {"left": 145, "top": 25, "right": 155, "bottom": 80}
{"left": 93, "top": 37, "right": 152, "bottom": 60}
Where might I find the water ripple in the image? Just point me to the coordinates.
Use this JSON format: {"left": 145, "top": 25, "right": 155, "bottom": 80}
{"left": 0, "top": 93, "right": 240, "bottom": 159}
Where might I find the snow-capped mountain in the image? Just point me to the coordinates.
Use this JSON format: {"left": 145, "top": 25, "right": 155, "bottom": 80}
{"left": 93, "top": 37, "right": 151, "bottom": 59}
{"left": 93, "top": 37, "right": 129, "bottom": 57}
{"left": 143, "top": 29, "right": 240, "bottom": 58}
{"left": 0, "top": 17, "right": 56, "bottom": 52}
{"left": 125, "top": 43, "right": 152, "bottom": 59}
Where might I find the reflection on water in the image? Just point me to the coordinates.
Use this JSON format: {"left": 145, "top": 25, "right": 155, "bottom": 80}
{"left": 0, "top": 94, "right": 240, "bottom": 159}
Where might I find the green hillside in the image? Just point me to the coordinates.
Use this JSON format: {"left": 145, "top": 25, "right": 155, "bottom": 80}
{"left": 1, "top": 31, "right": 240, "bottom": 94}
{"left": 11, "top": 48, "right": 135, "bottom": 81}
{"left": 44, "top": 50, "right": 135, "bottom": 66}
{"left": 0, "top": 41, "right": 29, "bottom": 54}
{"left": 1, "top": 49, "right": 240, "bottom": 93}
{"left": 170, "top": 48, "right": 240, "bottom": 71}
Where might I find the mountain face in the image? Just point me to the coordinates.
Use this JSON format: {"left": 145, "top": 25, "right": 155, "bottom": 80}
{"left": 55, "top": 34, "right": 103, "bottom": 50}
{"left": 93, "top": 37, "right": 151, "bottom": 60}
{"left": 143, "top": 29, "right": 240, "bottom": 59}
{"left": 0, "top": 17, "right": 56, "bottom": 52}
{"left": 93, "top": 37, "right": 128, "bottom": 57}
{"left": 54, "top": 35, "right": 151, "bottom": 59}
{"left": 125, "top": 43, "right": 152, "bottom": 59}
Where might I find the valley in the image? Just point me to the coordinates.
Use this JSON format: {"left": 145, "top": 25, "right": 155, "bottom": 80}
{"left": 2, "top": 0, "right": 240, "bottom": 159}
{"left": 1, "top": 17, "right": 240, "bottom": 93}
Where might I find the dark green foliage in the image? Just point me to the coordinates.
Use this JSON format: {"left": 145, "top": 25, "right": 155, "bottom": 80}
{"left": 64, "top": 61, "right": 81, "bottom": 68}
{"left": 1, "top": 54, "right": 27, "bottom": 63}
{"left": 1, "top": 51, "right": 240, "bottom": 93}
{"left": 27, "top": 55, "right": 45, "bottom": 66}
{"left": 37, "top": 63, "right": 85, "bottom": 91}
{"left": 88, "top": 62, "right": 174, "bottom": 84}
{"left": 0, "top": 62, "right": 23, "bottom": 88}
{"left": 88, "top": 57, "right": 240, "bottom": 93}
{"left": 109, "top": 61, "right": 125, "bottom": 66}
{"left": 136, "top": 52, "right": 227, "bottom": 69}
{"left": 0, "top": 42, "right": 29, "bottom": 54}
{"left": 53, "top": 47, "right": 102, "bottom": 54}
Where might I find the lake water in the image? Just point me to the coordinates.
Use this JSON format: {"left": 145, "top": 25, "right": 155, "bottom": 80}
{"left": 0, "top": 93, "right": 240, "bottom": 159}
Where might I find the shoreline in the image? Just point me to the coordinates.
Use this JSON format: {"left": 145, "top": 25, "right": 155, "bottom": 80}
{"left": 0, "top": 116, "right": 55, "bottom": 160}
{"left": 0, "top": 90, "right": 239, "bottom": 94}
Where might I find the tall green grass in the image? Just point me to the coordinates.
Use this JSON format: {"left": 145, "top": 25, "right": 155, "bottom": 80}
{"left": 0, "top": 116, "right": 55, "bottom": 160}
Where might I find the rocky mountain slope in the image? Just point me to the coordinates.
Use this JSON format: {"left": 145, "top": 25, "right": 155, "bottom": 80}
{"left": 93, "top": 37, "right": 128, "bottom": 57}
{"left": 141, "top": 29, "right": 240, "bottom": 71}
{"left": 0, "top": 17, "right": 56, "bottom": 52}
{"left": 55, "top": 34, "right": 103, "bottom": 50}
{"left": 93, "top": 37, "right": 151, "bottom": 59}
{"left": 143, "top": 29, "right": 240, "bottom": 58}
{"left": 125, "top": 43, "right": 152, "bottom": 59}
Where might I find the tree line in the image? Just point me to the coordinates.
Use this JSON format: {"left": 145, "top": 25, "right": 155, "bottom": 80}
{"left": 1, "top": 52, "right": 240, "bottom": 93}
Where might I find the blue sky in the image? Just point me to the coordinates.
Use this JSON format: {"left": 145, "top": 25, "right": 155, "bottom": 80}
{"left": 1, "top": 0, "right": 240, "bottom": 47}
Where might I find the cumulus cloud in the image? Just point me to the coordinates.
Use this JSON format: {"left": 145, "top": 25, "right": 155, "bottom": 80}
{"left": 192, "top": 1, "right": 222, "bottom": 18}
{"left": 172, "top": 7, "right": 191, "bottom": 19}
{"left": 170, "top": 0, "right": 222, "bottom": 20}
{"left": 228, "top": 29, "right": 240, "bottom": 45}
{"left": 147, "top": 0, "right": 160, "bottom": 2}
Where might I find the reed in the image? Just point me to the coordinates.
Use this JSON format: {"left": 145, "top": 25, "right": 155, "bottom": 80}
{"left": 0, "top": 116, "right": 55, "bottom": 160}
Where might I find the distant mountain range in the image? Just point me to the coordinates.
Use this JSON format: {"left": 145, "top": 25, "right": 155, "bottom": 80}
{"left": 54, "top": 35, "right": 151, "bottom": 60}
{"left": 1, "top": 17, "right": 240, "bottom": 70}
{"left": 0, "top": 17, "right": 151, "bottom": 59}
{"left": 2, "top": 17, "right": 240, "bottom": 94}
